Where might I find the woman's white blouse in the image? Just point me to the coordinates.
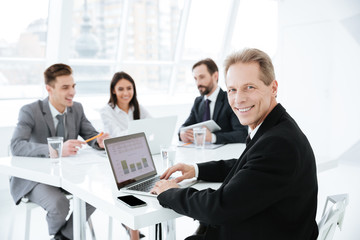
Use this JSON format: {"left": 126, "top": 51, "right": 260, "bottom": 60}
{"left": 100, "top": 104, "right": 151, "bottom": 137}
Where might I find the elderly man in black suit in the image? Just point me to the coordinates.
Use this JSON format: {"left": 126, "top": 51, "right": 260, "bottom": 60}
{"left": 152, "top": 48, "right": 318, "bottom": 240}
{"left": 179, "top": 58, "right": 247, "bottom": 144}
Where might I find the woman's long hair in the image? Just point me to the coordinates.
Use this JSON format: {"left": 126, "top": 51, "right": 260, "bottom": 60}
{"left": 108, "top": 71, "right": 140, "bottom": 120}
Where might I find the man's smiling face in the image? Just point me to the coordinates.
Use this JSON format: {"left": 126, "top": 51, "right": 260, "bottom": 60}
{"left": 226, "top": 62, "right": 278, "bottom": 130}
{"left": 46, "top": 74, "right": 76, "bottom": 113}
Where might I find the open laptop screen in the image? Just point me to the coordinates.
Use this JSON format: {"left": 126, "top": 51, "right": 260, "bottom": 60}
{"left": 104, "top": 133, "right": 157, "bottom": 190}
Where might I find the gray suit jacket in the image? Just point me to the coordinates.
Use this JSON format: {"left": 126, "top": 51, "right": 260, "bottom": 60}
{"left": 10, "top": 97, "right": 101, "bottom": 204}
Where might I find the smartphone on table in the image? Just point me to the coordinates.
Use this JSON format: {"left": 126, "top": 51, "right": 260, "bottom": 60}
{"left": 117, "top": 195, "right": 147, "bottom": 208}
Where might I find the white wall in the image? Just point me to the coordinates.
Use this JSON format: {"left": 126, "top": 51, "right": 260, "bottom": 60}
{"left": 276, "top": 0, "right": 360, "bottom": 162}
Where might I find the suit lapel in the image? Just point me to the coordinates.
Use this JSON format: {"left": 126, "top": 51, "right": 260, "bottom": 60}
{"left": 222, "top": 104, "right": 286, "bottom": 184}
{"left": 248, "top": 104, "right": 285, "bottom": 148}
{"left": 212, "top": 89, "right": 224, "bottom": 122}
{"left": 42, "top": 98, "right": 56, "bottom": 136}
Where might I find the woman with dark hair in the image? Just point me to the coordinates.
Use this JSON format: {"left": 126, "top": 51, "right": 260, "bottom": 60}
{"left": 101, "top": 71, "right": 148, "bottom": 239}
{"left": 101, "top": 71, "right": 151, "bottom": 138}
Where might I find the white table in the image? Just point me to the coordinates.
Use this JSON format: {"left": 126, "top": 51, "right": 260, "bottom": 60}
{"left": 60, "top": 143, "right": 246, "bottom": 239}
{"left": 0, "top": 156, "right": 61, "bottom": 187}
{"left": 0, "top": 143, "right": 332, "bottom": 239}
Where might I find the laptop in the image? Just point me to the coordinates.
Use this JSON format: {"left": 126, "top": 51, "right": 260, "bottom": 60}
{"left": 104, "top": 132, "right": 196, "bottom": 197}
{"left": 127, "top": 116, "right": 177, "bottom": 154}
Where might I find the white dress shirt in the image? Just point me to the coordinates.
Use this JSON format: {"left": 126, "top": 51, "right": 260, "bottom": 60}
{"left": 100, "top": 104, "right": 151, "bottom": 137}
{"left": 249, "top": 122, "right": 262, "bottom": 140}
{"left": 203, "top": 86, "right": 220, "bottom": 120}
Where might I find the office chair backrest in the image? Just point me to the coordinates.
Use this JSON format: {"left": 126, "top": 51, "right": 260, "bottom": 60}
{"left": 0, "top": 126, "right": 14, "bottom": 157}
{"left": 317, "top": 194, "right": 349, "bottom": 240}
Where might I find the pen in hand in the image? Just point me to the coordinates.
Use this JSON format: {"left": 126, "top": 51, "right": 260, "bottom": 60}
{"left": 182, "top": 142, "right": 192, "bottom": 146}
{"left": 85, "top": 132, "right": 104, "bottom": 143}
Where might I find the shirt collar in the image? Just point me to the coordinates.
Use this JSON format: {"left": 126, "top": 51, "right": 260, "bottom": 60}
{"left": 204, "top": 86, "right": 220, "bottom": 102}
{"left": 114, "top": 104, "right": 134, "bottom": 115}
{"left": 48, "top": 101, "right": 67, "bottom": 118}
{"left": 249, "top": 122, "right": 262, "bottom": 140}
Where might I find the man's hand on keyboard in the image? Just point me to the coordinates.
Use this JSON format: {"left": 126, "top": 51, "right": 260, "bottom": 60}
{"left": 150, "top": 179, "right": 179, "bottom": 195}
{"left": 160, "top": 163, "right": 195, "bottom": 183}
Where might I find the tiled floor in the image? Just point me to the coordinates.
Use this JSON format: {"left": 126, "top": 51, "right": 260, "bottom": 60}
{"left": 1, "top": 159, "right": 359, "bottom": 240}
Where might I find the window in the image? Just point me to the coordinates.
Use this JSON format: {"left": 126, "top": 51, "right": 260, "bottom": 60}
{"left": 182, "top": 0, "right": 231, "bottom": 60}
{"left": 0, "top": 0, "right": 48, "bottom": 99}
{"left": 0, "top": 0, "right": 278, "bottom": 100}
{"left": 69, "top": 0, "right": 182, "bottom": 96}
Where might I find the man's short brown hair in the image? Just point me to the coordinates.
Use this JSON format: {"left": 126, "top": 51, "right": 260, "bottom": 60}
{"left": 44, "top": 63, "right": 72, "bottom": 86}
{"left": 192, "top": 58, "right": 219, "bottom": 77}
{"left": 224, "top": 48, "right": 275, "bottom": 86}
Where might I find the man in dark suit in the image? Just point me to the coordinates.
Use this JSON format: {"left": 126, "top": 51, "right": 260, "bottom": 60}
{"left": 152, "top": 49, "right": 319, "bottom": 239}
{"left": 179, "top": 58, "right": 247, "bottom": 144}
{"left": 10, "top": 63, "right": 109, "bottom": 240}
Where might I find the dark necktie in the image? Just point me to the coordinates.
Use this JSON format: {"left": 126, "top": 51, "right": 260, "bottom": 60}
{"left": 56, "top": 114, "right": 65, "bottom": 139}
{"left": 202, "top": 99, "right": 211, "bottom": 121}
{"left": 246, "top": 134, "right": 251, "bottom": 146}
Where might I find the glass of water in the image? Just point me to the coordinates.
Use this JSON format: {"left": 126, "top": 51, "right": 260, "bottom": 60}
{"left": 193, "top": 127, "right": 206, "bottom": 149}
{"left": 160, "top": 145, "right": 176, "bottom": 170}
{"left": 47, "top": 137, "right": 64, "bottom": 163}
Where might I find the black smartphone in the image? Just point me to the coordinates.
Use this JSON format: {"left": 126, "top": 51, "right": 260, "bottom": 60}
{"left": 117, "top": 195, "right": 147, "bottom": 208}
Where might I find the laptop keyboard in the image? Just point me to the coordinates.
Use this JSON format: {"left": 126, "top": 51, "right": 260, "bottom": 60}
{"left": 128, "top": 176, "right": 161, "bottom": 192}
{"left": 128, "top": 176, "right": 175, "bottom": 192}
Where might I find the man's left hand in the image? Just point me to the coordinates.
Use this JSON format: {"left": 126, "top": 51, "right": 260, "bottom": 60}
{"left": 151, "top": 179, "right": 179, "bottom": 195}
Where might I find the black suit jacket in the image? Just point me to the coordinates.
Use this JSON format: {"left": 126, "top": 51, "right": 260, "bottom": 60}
{"left": 159, "top": 104, "right": 318, "bottom": 240}
{"left": 180, "top": 88, "right": 247, "bottom": 144}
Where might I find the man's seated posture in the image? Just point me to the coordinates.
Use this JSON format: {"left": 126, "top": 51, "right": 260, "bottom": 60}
{"left": 10, "top": 63, "right": 108, "bottom": 240}
{"left": 153, "top": 49, "right": 319, "bottom": 240}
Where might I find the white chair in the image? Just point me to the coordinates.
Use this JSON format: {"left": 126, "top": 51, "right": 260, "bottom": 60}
{"left": 8, "top": 196, "right": 96, "bottom": 240}
{"left": 4, "top": 126, "right": 109, "bottom": 240}
{"left": 317, "top": 193, "right": 349, "bottom": 240}
{"left": 0, "top": 126, "right": 14, "bottom": 157}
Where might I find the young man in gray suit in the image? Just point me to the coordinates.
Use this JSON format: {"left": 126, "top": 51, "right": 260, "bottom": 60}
{"left": 10, "top": 63, "right": 109, "bottom": 240}
{"left": 179, "top": 58, "right": 247, "bottom": 144}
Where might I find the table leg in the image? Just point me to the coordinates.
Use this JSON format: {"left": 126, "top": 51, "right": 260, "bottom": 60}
{"left": 149, "top": 220, "right": 176, "bottom": 240}
{"left": 165, "top": 220, "right": 176, "bottom": 240}
{"left": 73, "top": 196, "right": 86, "bottom": 240}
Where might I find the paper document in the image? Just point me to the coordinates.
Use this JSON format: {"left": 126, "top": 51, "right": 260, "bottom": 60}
{"left": 178, "top": 142, "right": 225, "bottom": 149}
